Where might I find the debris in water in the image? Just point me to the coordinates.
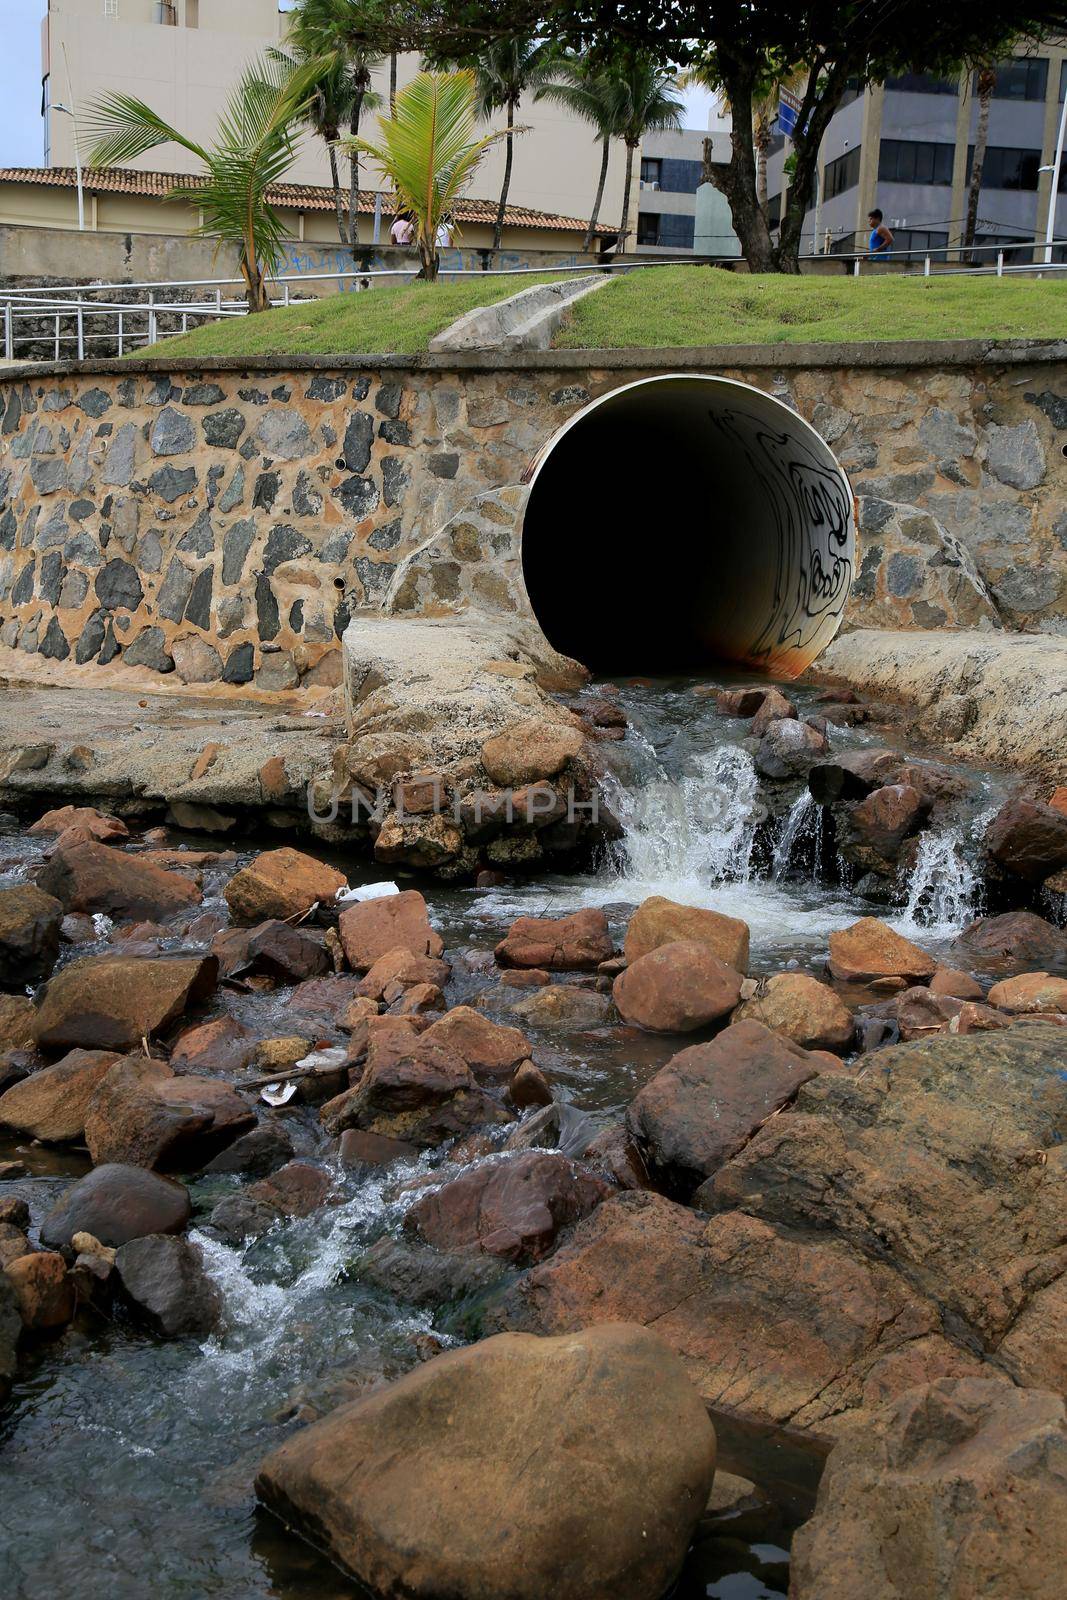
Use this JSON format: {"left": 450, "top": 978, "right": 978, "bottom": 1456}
{"left": 260, "top": 1082, "right": 298, "bottom": 1107}
{"left": 336, "top": 881, "right": 401, "bottom": 903}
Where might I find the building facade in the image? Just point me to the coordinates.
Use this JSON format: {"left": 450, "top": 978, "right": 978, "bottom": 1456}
{"left": 767, "top": 43, "right": 1067, "bottom": 262}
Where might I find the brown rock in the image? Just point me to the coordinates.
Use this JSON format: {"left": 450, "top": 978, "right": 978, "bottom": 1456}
{"left": 405, "top": 1150, "right": 610, "bottom": 1264}
{"left": 0, "top": 1223, "right": 32, "bottom": 1269}
{"left": 387, "top": 982, "right": 446, "bottom": 1015}
{"left": 84, "top": 1055, "right": 254, "bottom": 1169}
{"left": 338, "top": 890, "right": 444, "bottom": 972}
{"left": 750, "top": 687, "right": 797, "bottom": 737}
{"left": 288, "top": 975, "right": 364, "bottom": 1025}
{"left": 839, "top": 784, "right": 927, "bottom": 873}
{"left": 613, "top": 941, "right": 742, "bottom": 1034}
{"left": 169, "top": 1015, "right": 256, "bottom": 1075}
{"left": 6, "top": 1251, "right": 75, "bottom": 1330}
{"left": 790, "top": 1379, "right": 1067, "bottom": 1600}
{"left": 39, "top": 1163, "right": 191, "bottom": 1251}
{"left": 37, "top": 841, "right": 201, "bottom": 922}
{"left": 495, "top": 908, "right": 613, "bottom": 972}
{"left": 29, "top": 805, "right": 128, "bottom": 842}
{"left": 929, "top": 966, "right": 984, "bottom": 1000}
{"left": 807, "top": 749, "right": 903, "bottom": 806}
{"left": 0, "top": 883, "right": 63, "bottom": 985}
{"left": 223, "top": 847, "right": 347, "bottom": 924}
{"left": 337, "top": 1128, "right": 420, "bottom": 1170}
{"left": 0, "top": 1048, "right": 120, "bottom": 1142}
{"left": 508, "top": 985, "right": 613, "bottom": 1029}
{"left": 319, "top": 1033, "right": 510, "bottom": 1147}
{"left": 953, "top": 1000, "right": 1013, "bottom": 1035}
{"left": 623, "top": 895, "right": 750, "bottom": 973}
{"left": 498, "top": 967, "right": 552, "bottom": 987}
{"left": 258, "top": 755, "right": 290, "bottom": 802}
{"left": 33, "top": 952, "right": 218, "bottom": 1053}
{"left": 828, "top": 918, "right": 936, "bottom": 985}
{"left": 248, "top": 1159, "right": 332, "bottom": 1218}
{"left": 755, "top": 719, "right": 827, "bottom": 779}
{"left": 1049, "top": 786, "right": 1067, "bottom": 818}
{"left": 734, "top": 972, "right": 854, "bottom": 1053}
{"left": 626, "top": 1020, "right": 819, "bottom": 1197}
{"left": 987, "top": 972, "right": 1067, "bottom": 1014}
{"left": 480, "top": 718, "right": 584, "bottom": 786}
{"left": 420, "top": 1007, "right": 531, "bottom": 1080}
{"left": 245, "top": 920, "right": 330, "bottom": 983}
{"left": 113, "top": 1233, "right": 221, "bottom": 1337}
{"left": 0, "top": 993, "right": 35, "bottom": 1054}
{"left": 255, "top": 1324, "right": 716, "bottom": 1600}
{"left": 955, "top": 911, "right": 1067, "bottom": 968}
{"left": 356, "top": 947, "right": 451, "bottom": 1000}
{"left": 893, "top": 985, "right": 972, "bottom": 1041}
{"left": 509, "top": 1061, "right": 552, "bottom": 1108}
{"left": 715, "top": 687, "right": 768, "bottom": 717}
{"left": 985, "top": 796, "right": 1067, "bottom": 883}
{"left": 583, "top": 1125, "right": 652, "bottom": 1191}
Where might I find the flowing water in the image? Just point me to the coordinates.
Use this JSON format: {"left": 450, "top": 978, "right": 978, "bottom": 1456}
{"left": 0, "top": 673, "right": 1023, "bottom": 1599}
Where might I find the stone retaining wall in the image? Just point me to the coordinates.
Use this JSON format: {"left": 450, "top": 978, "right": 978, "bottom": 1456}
{"left": 0, "top": 343, "right": 1064, "bottom": 691}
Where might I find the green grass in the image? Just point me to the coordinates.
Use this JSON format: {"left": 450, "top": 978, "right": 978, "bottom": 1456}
{"left": 554, "top": 266, "right": 1067, "bottom": 348}
{"left": 129, "top": 274, "right": 556, "bottom": 360}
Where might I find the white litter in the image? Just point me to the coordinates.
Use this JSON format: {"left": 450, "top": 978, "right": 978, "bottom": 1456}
{"left": 294, "top": 1047, "right": 348, "bottom": 1073}
{"left": 92, "top": 913, "right": 113, "bottom": 937}
{"left": 260, "top": 1082, "right": 298, "bottom": 1107}
{"left": 335, "top": 881, "right": 400, "bottom": 903}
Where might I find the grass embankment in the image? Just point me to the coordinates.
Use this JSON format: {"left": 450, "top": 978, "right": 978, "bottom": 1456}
{"left": 555, "top": 266, "right": 1067, "bottom": 348}
{"left": 129, "top": 274, "right": 555, "bottom": 360}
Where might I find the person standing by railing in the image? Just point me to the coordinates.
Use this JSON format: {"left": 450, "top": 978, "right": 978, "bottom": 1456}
{"left": 867, "top": 208, "right": 894, "bottom": 260}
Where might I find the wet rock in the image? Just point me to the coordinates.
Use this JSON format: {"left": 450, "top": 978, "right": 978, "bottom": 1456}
{"left": 244, "top": 920, "right": 329, "bottom": 984}
{"left": 624, "top": 895, "right": 749, "bottom": 973}
{"left": 338, "top": 890, "right": 443, "bottom": 972}
{"left": 419, "top": 1007, "right": 530, "bottom": 1081}
{"left": 170, "top": 1015, "right": 256, "bottom": 1075}
{"left": 40, "top": 1163, "right": 191, "bottom": 1252}
{"left": 33, "top": 952, "right": 218, "bottom": 1052}
{"left": 255, "top": 1323, "right": 716, "bottom": 1600}
{"left": 29, "top": 804, "right": 128, "bottom": 842}
{"left": 583, "top": 1124, "right": 652, "bottom": 1190}
{"left": 508, "top": 1060, "right": 552, "bottom": 1108}
{"left": 929, "top": 966, "right": 984, "bottom": 1000}
{"left": 838, "top": 783, "right": 927, "bottom": 873}
{"left": 480, "top": 718, "right": 584, "bottom": 786}
{"left": 734, "top": 972, "right": 854, "bottom": 1053}
{"left": 755, "top": 719, "right": 828, "bottom": 779}
{"left": 750, "top": 687, "right": 796, "bottom": 737}
{"left": 37, "top": 841, "right": 201, "bottom": 922}
{"left": 0, "top": 993, "right": 36, "bottom": 1054}
{"left": 0, "top": 1048, "right": 119, "bottom": 1142}
{"left": 955, "top": 911, "right": 1067, "bottom": 968}
{"left": 626, "top": 1020, "right": 819, "bottom": 1199}
{"left": 404, "top": 1150, "right": 610, "bottom": 1265}
{"left": 203, "top": 1119, "right": 294, "bottom": 1177}
{"left": 319, "top": 1032, "right": 510, "bottom": 1147}
{"left": 807, "top": 749, "right": 903, "bottom": 806}
{"left": 614, "top": 942, "right": 742, "bottom": 1035}
{"left": 356, "top": 1233, "right": 509, "bottom": 1306}
{"left": 356, "top": 947, "right": 451, "bottom": 1001}
{"left": 209, "top": 1160, "right": 333, "bottom": 1242}
{"left": 83, "top": 1055, "right": 254, "bottom": 1169}
{"left": 288, "top": 974, "right": 364, "bottom": 1026}
{"left": 114, "top": 1234, "right": 222, "bottom": 1336}
{"left": 507, "top": 984, "right": 613, "bottom": 1029}
{"left": 985, "top": 796, "right": 1067, "bottom": 883}
{"left": 828, "top": 918, "right": 936, "bottom": 986}
{"left": 715, "top": 687, "right": 769, "bottom": 717}
{"left": 0, "top": 883, "right": 63, "bottom": 986}
{"left": 0, "top": 1223, "right": 31, "bottom": 1269}
{"left": 790, "top": 1378, "right": 1067, "bottom": 1600}
{"left": 987, "top": 971, "right": 1067, "bottom": 1014}
{"left": 6, "top": 1251, "right": 76, "bottom": 1331}
{"left": 889, "top": 985, "right": 986, "bottom": 1041}
{"left": 495, "top": 908, "right": 613, "bottom": 972}
{"left": 337, "top": 1127, "right": 420, "bottom": 1171}
{"left": 224, "top": 848, "right": 347, "bottom": 925}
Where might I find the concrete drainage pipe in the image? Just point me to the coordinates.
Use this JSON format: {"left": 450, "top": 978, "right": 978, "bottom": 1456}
{"left": 521, "top": 374, "right": 857, "bottom": 677}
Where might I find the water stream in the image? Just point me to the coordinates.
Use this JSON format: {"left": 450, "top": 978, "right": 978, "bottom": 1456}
{"left": 0, "top": 672, "right": 1021, "bottom": 1598}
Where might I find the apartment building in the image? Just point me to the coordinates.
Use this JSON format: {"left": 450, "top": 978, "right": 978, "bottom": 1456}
{"left": 767, "top": 42, "right": 1067, "bottom": 262}
{"left": 38, "top": 0, "right": 626, "bottom": 237}
{"left": 635, "top": 100, "right": 733, "bottom": 254}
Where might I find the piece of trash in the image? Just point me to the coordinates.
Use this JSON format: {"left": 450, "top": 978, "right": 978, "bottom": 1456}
{"left": 335, "top": 881, "right": 400, "bottom": 903}
{"left": 295, "top": 1047, "right": 347, "bottom": 1073}
{"left": 91, "top": 913, "right": 113, "bottom": 937}
{"left": 261, "top": 1081, "right": 298, "bottom": 1107}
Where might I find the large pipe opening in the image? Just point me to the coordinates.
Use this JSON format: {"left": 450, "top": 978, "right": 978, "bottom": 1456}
{"left": 521, "top": 375, "right": 856, "bottom": 677}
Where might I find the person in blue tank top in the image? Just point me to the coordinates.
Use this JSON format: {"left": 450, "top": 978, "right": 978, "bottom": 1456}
{"left": 867, "top": 208, "right": 894, "bottom": 259}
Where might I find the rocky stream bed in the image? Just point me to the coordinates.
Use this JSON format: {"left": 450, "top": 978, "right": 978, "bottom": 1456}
{"left": 1, "top": 672, "right": 1066, "bottom": 1600}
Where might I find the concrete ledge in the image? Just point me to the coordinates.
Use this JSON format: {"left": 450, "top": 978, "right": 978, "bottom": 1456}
{"left": 4, "top": 336, "right": 1066, "bottom": 383}
{"left": 430, "top": 274, "right": 611, "bottom": 353}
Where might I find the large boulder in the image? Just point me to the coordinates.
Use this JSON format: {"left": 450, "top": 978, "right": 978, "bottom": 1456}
{"left": 613, "top": 942, "right": 743, "bottom": 1034}
{"left": 37, "top": 842, "right": 201, "bottom": 922}
{"left": 0, "top": 883, "right": 63, "bottom": 986}
{"left": 987, "top": 971, "right": 1067, "bottom": 1014}
{"left": 623, "top": 896, "right": 749, "bottom": 973}
{"left": 808, "top": 749, "right": 904, "bottom": 806}
{"left": 320, "top": 1032, "right": 511, "bottom": 1147}
{"left": 0, "top": 1048, "right": 120, "bottom": 1142}
{"left": 5, "top": 1251, "right": 76, "bottom": 1331}
{"left": 338, "top": 890, "right": 444, "bottom": 972}
{"left": 955, "top": 911, "right": 1067, "bottom": 969}
{"left": 39, "top": 1163, "right": 191, "bottom": 1252}
{"left": 985, "top": 796, "right": 1067, "bottom": 883}
{"left": 828, "top": 918, "right": 936, "bottom": 986}
{"left": 0, "top": 992, "right": 35, "bottom": 1054}
{"left": 791, "top": 1378, "right": 1067, "bottom": 1600}
{"left": 30, "top": 804, "right": 128, "bottom": 842}
{"left": 419, "top": 1007, "right": 531, "bottom": 1080}
{"left": 626, "top": 1020, "right": 819, "bottom": 1198}
{"left": 114, "top": 1234, "right": 222, "bottom": 1337}
{"left": 837, "top": 783, "right": 927, "bottom": 874}
{"left": 404, "top": 1150, "right": 610, "bottom": 1264}
{"left": 480, "top": 718, "right": 584, "bottom": 786}
{"left": 734, "top": 972, "right": 854, "bottom": 1053}
{"left": 83, "top": 1055, "right": 255, "bottom": 1169}
{"left": 255, "top": 1324, "right": 716, "bottom": 1600}
{"left": 495, "top": 909, "right": 613, "bottom": 971}
{"left": 243, "top": 920, "right": 329, "bottom": 984}
{"left": 356, "top": 947, "right": 451, "bottom": 1001}
{"left": 507, "top": 985, "right": 613, "bottom": 1029}
{"left": 755, "top": 718, "right": 827, "bottom": 779}
{"left": 32, "top": 953, "right": 218, "bottom": 1052}
{"left": 223, "top": 847, "right": 346, "bottom": 924}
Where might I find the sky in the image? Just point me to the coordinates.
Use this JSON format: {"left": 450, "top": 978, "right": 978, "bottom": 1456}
{"left": 0, "top": 0, "right": 716, "bottom": 171}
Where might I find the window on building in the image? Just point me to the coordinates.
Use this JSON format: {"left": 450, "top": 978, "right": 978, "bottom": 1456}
{"left": 658, "top": 158, "right": 703, "bottom": 194}
{"left": 640, "top": 158, "right": 662, "bottom": 187}
{"left": 966, "top": 145, "right": 1043, "bottom": 190}
{"left": 636, "top": 212, "right": 695, "bottom": 248}
{"left": 637, "top": 213, "right": 661, "bottom": 245}
{"left": 878, "top": 139, "right": 954, "bottom": 184}
{"left": 890, "top": 228, "right": 950, "bottom": 260}
{"left": 104, "top": 0, "right": 119, "bottom": 14}
{"left": 766, "top": 192, "right": 782, "bottom": 228}
{"left": 767, "top": 132, "right": 785, "bottom": 156}
{"left": 185, "top": 0, "right": 199, "bottom": 25}
{"left": 970, "top": 232, "right": 1035, "bottom": 264}
{"left": 976, "top": 57, "right": 1049, "bottom": 101}
{"left": 824, "top": 145, "right": 861, "bottom": 199}
{"left": 1059, "top": 59, "right": 1067, "bottom": 102}
{"left": 885, "top": 72, "right": 958, "bottom": 95}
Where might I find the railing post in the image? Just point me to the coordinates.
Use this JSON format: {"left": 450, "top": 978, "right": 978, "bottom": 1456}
{"left": 76, "top": 303, "right": 85, "bottom": 361}
{"left": 3, "top": 303, "right": 12, "bottom": 362}
{"left": 284, "top": 283, "right": 291, "bottom": 306}
{"left": 853, "top": 257, "right": 860, "bottom": 277}
{"left": 117, "top": 310, "right": 124, "bottom": 357}
{"left": 55, "top": 312, "right": 60, "bottom": 361}
{"left": 923, "top": 254, "right": 931, "bottom": 277}
{"left": 148, "top": 288, "right": 157, "bottom": 345}
{"left": 997, "top": 250, "right": 1004, "bottom": 277}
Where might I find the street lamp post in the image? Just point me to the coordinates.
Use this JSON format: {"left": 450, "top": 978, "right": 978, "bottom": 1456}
{"left": 52, "top": 103, "right": 85, "bottom": 231}
{"left": 1039, "top": 85, "right": 1067, "bottom": 266}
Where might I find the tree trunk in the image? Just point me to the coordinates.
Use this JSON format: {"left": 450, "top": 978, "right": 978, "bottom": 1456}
{"left": 705, "top": 59, "right": 775, "bottom": 272}
{"left": 755, "top": 116, "right": 770, "bottom": 215}
{"left": 241, "top": 251, "right": 270, "bottom": 313}
{"left": 416, "top": 236, "right": 438, "bottom": 281}
{"left": 389, "top": 53, "right": 397, "bottom": 116}
{"left": 617, "top": 140, "right": 637, "bottom": 253}
{"left": 964, "top": 71, "right": 994, "bottom": 261}
{"left": 493, "top": 100, "right": 516, "bottom": 253}
{"left": 584, "top": 137, "right": 610, "bottom": 252}
{"left": 774, "top": 57, "right": 848, "bottom": 274}
{"left": 328, "top": 144, "right": 346, "bottom": 246}
{"left": 348, "top": 91, "right": 365, "bottom": 251}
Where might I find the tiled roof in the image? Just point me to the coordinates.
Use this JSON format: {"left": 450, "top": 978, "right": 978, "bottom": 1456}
{"left": 0, "top": 166, "right": 612, "bottom": 235}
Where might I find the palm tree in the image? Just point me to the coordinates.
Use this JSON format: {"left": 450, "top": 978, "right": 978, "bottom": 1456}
{"left": 610, "top": 54, "right": 683, "bottom": 253}
{"left": 469, "top": 38, "right": 556, "bottom": 252}
{"left": 342, "top": 70, "right": 509, "bottom": 281}
{"left": 536, "top": 56, "right": 623, "bottom": 252}
{"left": 271, "top": 46, "right": 354, "bottom": 245}
{"left": 85, "top": 55, "right": 323, "bottom": 311}
{"left": 964, "top": 66, "right": 996, "bottom": 262}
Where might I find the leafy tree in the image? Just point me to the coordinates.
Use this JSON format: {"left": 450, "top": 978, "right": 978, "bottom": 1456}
{"left": 681, "top": 58, "right": 806, "bottom": 218}
{"left": 85, "top": 55, "right": 323, "bottom": 310}
{"left": 609, "top": 52, "right": 683, "bottom": 251}
{"left": 535, "top": 56, "right": 624, "bottom": 251}
{"left": 342, "top": 69, "right": 510, "bottom": 279}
